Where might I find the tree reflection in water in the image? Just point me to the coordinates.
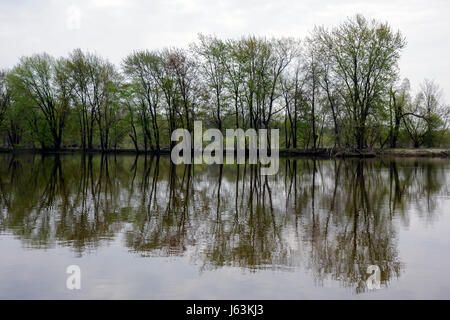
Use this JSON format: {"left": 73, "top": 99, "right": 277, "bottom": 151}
{"left": 0, "top": 154, "right": 448, "bottom": 293}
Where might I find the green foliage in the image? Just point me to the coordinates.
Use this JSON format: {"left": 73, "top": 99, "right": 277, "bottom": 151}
{"left": 0, "top": 15, "right": 449, "bottom": 151}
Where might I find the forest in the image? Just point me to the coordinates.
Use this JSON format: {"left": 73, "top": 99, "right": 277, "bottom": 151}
{"left": 0, "top": 14, "right": 448, "bottom": 153}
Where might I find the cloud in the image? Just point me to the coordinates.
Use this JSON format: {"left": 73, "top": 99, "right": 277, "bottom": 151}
{"left": 1, "top": 0, "right": 449, "bottom": 101}
{"left": 90, "top": 0, "right": 130, "bottom": 8}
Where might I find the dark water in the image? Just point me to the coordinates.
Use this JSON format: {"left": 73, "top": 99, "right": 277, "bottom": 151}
{"left": 0, "top": 154, "right": 449, "bottom": 299}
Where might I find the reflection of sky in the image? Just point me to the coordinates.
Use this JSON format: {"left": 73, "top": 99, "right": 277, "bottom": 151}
{"left": 1, "top": 202, "right": 450, "bottom": 299}
{"left": 0, "top": 0, "right": 449, "bottom": 102}
{"left": 0, "top": 233, "right": 365, "bottom": 299}
{"left": 1, "top": 163, "right": 450, "bottom": 299}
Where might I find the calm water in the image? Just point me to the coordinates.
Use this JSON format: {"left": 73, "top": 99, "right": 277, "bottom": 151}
{"left": 0, "top": 154, "right": 450, "bottom": 299}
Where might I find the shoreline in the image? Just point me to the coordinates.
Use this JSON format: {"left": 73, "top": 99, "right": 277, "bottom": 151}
{"left": 0, "top": 147, "right": 449, "bottom": 158}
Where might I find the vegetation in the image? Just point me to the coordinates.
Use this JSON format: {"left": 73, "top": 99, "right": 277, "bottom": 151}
{"left": 0, "top": 15, "right": 448, "bottom": 152}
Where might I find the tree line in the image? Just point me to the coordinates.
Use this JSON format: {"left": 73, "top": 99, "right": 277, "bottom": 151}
{"left": 0, "top": 14, "right": 448, "bottom": 152}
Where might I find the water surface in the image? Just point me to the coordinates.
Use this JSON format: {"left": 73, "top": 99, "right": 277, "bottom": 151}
{"left": 0, "top": 154, "right": 449, "bottom": 299}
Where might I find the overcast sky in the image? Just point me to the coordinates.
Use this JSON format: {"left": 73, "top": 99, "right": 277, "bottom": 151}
{"left": 1, "top": 0, "right": 449, "bottom": 100}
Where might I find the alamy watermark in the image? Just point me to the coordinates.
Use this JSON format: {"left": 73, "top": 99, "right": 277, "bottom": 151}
{"left": 66, "top": 265, "right": 81, "bottom": 290}
{"left": 171, "top": 121, "right": 279, "bottom": 175}
{"left": 366, "top": 265, "right": 381, "bottom": 290}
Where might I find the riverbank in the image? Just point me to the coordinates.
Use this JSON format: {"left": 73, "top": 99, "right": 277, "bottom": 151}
{"left": 1, "top": 147, "right": 449, "bottom": 158}
{"left": 377, "top": 148, "right": 450, "bottom": 158}
{"left": 0, "top": 147, "right": 172, "bottom": 155}
{"left": 279, "top": 148, "right": 377, "bottom": 158}
{"left": 281, "top": 148, "right": 450, "bottom": 158}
